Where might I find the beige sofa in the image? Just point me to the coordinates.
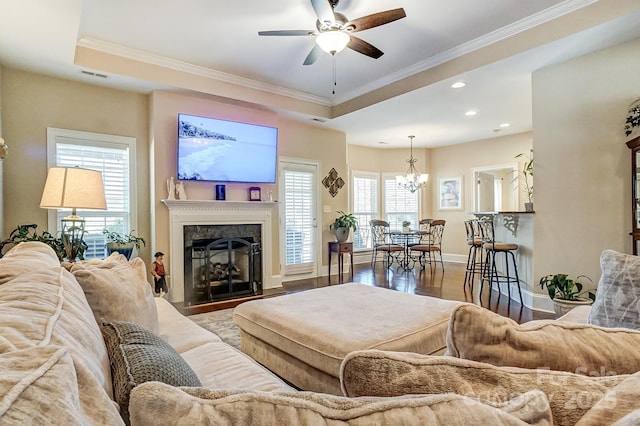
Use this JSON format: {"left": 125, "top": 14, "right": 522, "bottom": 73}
{"left": 3, "top": 242, "right": 640, "bottom": 425}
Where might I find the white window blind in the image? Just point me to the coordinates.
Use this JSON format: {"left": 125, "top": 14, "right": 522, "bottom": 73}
{"left": 352, "top": 174, "right": 378, "bottom": 250}
{"left": 283, "top": 168, "right": 314, "bottom": 274}
{"left": 48, "top": 128, "right": 136, "bottom": 260}
{"left": 383, "top": 176, "right": 418, "bottom": 230}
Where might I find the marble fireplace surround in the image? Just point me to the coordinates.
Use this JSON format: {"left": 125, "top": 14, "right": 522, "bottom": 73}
{"left": 162, "top": 199, "right": 277, "bottom": 303}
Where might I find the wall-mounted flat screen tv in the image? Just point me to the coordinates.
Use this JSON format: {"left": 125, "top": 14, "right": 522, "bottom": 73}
{"left": 177, "top": 113, "right": 278, "bottom": 183}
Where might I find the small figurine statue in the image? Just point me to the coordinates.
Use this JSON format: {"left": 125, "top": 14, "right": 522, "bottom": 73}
{"left": 176, "top": 181, "right": 187, "bottom": 200}
{"left": 167, "top": 177, "right": 176, "bottom": 200}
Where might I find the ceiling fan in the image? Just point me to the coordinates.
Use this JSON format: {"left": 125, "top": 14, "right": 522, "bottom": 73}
{"left": 258, "top": 0, "right": 406, "bottom": 65}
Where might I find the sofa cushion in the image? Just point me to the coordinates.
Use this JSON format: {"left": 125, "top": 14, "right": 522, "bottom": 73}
{"left": 446, "top": 304, "right": 640, "bottom": 375}
{"left": 0, "top": 267, "right": 114, "bottom": 401}
{"left": 0, "top": 345, "right": 124, "bottom": 425}
{"left": 129, "top": 381, "right": 553, "bottom": 426}
{"left": 588, "top": 249, "right": 640, "bottom": 330}
{"left": 574, "top": 371, "right": 640, "bottom": 425}
{"left": 71, "top": 256, "right": 159, "bottom": 333}
{"left": 179, "top": 341, "right": 296, "bottom": 393}
{"left": 155, "top": 297, "right": 222, "bottom": 354}
{"left": 341, "top": 350, "right": 626, "bottom": 426}
{"left": 101, "top": 321, "right": 201, "bottom": 424}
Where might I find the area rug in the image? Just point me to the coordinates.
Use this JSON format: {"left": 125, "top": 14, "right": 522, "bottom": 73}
{"left": 188, "top": 308, "right": 241, "bottom": 350}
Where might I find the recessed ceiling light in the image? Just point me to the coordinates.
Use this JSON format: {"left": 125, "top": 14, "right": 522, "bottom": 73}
{"left": 465, "top": 110, "right": 477, "bottom": 116}
{"left": 500, "top": 123, "right": 510, "bottom": 128}
{"left": 451, "top": 81, "right": 466, "bottom": 89}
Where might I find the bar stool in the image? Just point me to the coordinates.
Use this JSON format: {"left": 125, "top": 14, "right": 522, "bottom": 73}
{"left": 463, "top": 219, "right": 483, "bottom": 292}
{"left": 478, "top": 217, "right": 523, "bottom": 305}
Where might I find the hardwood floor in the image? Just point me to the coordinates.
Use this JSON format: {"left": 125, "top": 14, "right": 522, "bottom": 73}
{"left": 183, "top": 260, "right": 555, "bottom": 323}
{"left": 282, "top": 261, "right": 554, "bottom": 323}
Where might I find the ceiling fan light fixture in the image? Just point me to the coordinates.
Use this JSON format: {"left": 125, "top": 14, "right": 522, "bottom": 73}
{"left": 316, "top": 30, "right": 350, "bottom": 54}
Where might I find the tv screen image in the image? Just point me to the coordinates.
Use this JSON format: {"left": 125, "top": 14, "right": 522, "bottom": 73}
{"left": 177, "top": 113, "right": 278, "bottom": 183}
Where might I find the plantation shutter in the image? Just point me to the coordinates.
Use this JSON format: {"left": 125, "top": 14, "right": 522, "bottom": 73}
{"left": 383, "top": 176, "right": 418, "bottom": 230}
{"left": 352, "top": 174, "right": 378, "bottom": 250}
{"left": 54, "top": 139, "right": 131, "bottom": 259}
{"left": 282, "top": 168, "right": 315, "bottom": 275}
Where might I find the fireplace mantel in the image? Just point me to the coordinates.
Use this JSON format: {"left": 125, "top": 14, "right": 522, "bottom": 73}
{"left": 162, "top": 199, "right": 278, "bottom": 303}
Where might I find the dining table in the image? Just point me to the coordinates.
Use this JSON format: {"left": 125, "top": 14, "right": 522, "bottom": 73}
{"left": 385, "top": 229, "right": 429, "bottom": 270}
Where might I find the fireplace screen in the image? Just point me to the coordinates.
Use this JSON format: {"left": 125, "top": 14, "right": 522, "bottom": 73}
{"left": 185, "top": 237, "right": 262, "bottom": 305}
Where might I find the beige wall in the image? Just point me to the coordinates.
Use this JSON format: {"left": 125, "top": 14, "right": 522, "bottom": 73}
{"left": 348, "top": 133, "right": 532, "bottom": 258}
{"left": 1, "top": 68, "right": 151, "bottom": 262}
{"left": 532, "top": 36, "right": 640, "bottom": 288}
{"left": 149, "top": 91, "right": 347, "bottom": 278}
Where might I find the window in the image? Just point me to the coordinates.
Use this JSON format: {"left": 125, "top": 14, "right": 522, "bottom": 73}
{"left": 383, "top": 175, "right": 419, "bottom": 230}
{"left": 47, "top": 128, "right": 137, "bottom": 259}
{"left": 351, "top": 172, "right": 420, "bottom": 251}
{"left": 352, "top": 173, "right": 378, "bottom": 250}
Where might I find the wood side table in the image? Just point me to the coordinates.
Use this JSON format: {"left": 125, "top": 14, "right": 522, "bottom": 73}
{"left": 328, "top": 241, "right": 353, "bottom": 282}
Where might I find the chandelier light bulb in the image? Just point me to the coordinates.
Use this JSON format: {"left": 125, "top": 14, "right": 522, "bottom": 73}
{"left": 396, "top": 135, "right": 429, "bottom": 193}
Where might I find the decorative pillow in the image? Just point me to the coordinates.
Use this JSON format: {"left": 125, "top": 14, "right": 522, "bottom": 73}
{"left": 0, "top": 345, "right": 123, "bottom": 425}
{"left": 341, "top": 350, "right": 627, "bottom": 426}
{"left": 588, "top": 249, "right": 640, "bottom": 330}
{"left": 72, "top": 257, "right": 159, "bottom": 333}
{"left": 446, "top": 304, "right": 640, "bottom": 375}
{"left": 129, "top": 381, "right": 553, "bottom": 426}
{"left": 101, "top": 321, "right": 201, "bottom": 424}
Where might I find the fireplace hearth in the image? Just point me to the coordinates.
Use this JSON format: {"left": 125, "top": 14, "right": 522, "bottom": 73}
{"left": 185, "top": 236, "right": 262, "bottom": 305}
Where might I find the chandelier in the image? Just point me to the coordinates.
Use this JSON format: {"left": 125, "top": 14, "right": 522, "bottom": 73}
{"left": 396, "top": 135, "right": 429, "bottom": 193}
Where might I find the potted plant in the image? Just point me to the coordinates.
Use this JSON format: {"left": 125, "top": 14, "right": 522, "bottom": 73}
{"left": 330, "top": 211, "right": 357, "bottom": 243}
{"left": 402, "top": 220, "right": 411, "bottom": 233}
{"left": 515, "top": 150, "right": 533, "bottom": 212}
{"left": 625, "top": 98, "right": 640, "bottom": 140}
{"left": 103, "top": 228, "right": 146, "bottom": 260}
{"left": 539, "top": 273, "right": 595, "bottom": 317}
{"left": 0, "top": 224, "right": 77, "bottom": 261}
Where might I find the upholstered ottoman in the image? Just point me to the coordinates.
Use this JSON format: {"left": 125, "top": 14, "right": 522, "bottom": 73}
{"left": 233, "top": 283, "right": 463, "bottom": 395}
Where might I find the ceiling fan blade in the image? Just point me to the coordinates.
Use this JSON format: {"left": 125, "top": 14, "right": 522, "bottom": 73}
{"left": 311, "top": 0, "right": 335, "bottom": 25}
{"left": 346, "top": 8, "right": 406, "bottom": 33}
{"left": 347, "top": 35, "right": 383, "bottom": 59}
{"left": 303, "top": 44, "right": 323, "bottom": 65}
{"left": 258, "top": 30, "right": 315, "bottom": 36}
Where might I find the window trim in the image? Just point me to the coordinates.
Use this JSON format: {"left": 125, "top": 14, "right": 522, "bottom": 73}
{"left": 46, "top": 127, "right": 138, "bottom": 238}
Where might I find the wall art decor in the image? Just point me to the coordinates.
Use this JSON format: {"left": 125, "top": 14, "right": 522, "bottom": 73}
{"left": 439, "top": 176, "right": 463, "bottom": 210}
{"left": 322, "top": 168, "right": 345, "bottom": 197}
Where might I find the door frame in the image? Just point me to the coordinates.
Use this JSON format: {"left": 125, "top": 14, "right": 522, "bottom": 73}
{"left": 278, "top": 156, "right": 322, "bottom": 281}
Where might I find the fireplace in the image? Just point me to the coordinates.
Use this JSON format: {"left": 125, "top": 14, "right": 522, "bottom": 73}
{"left": 184, "top": 224, "right": 262, "bottom": 305}
{"left": 162, "top": 199, "right": 277, "bottom": 303}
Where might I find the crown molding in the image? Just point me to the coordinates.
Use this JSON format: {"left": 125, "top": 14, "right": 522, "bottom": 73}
{"left": 76, "top": 37, "right": 332, "bottom": 107}
{"left": 333, "top": 0, "right": 599, "bottom": 104}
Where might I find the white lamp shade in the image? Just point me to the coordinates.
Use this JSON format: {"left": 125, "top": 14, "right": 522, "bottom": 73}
{"left": 316, "top": 30, "right": 350, "bottom": 54}
{"left": 40, "top": 167, "right": 107, "bottom": 211}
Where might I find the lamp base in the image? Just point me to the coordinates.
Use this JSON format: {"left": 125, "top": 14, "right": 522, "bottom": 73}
{"left": 61, "top": 217, "right": 86, "bottom": 262}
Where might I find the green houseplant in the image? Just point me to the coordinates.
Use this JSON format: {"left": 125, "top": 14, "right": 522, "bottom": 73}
{"left": 0, "top": 224, "right": 86, "bottom": 261}
{"left": 103, "top": 229, "right": 146, "bottom": 260}
{"left": 330, "top": 211, "right": 357, "bottom": 243}
{"left": 515, "top": 150, "right": 533, "bottom": 211}
{"left": 539, "top": 273, "right": 595, "bottom": 317}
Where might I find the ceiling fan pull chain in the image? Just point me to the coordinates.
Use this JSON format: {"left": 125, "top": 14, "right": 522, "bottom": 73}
{"left": 332, "top": 54, "right": 337, "bottom": 95}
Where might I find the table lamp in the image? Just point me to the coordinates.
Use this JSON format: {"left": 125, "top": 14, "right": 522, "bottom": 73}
{"left": 40, "top": 166, "right": 107, "bottom": 261}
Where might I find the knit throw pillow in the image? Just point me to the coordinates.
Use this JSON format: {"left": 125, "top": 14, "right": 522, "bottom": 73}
{"left": 101, "top": 320, "right": 201, "bottom": 425}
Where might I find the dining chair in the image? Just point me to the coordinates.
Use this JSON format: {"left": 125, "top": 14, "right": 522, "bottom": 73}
{"left": 409, "top": 219, "right": 446, "bottom": 271}
{"left": 407, "top": 218, "right": 433, "bottom": 248}
{"left": 369, "top": 219, "right": 404, "bottom": 269}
